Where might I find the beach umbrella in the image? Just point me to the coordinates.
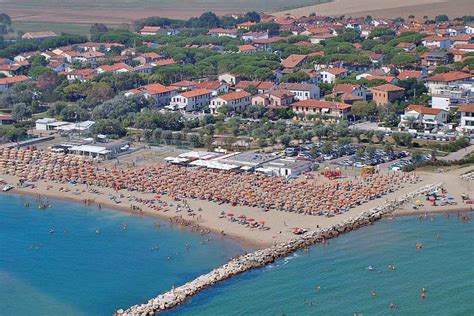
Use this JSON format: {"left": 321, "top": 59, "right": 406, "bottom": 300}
{"left": 237, "top": 215, "right": 246, "bottom": 219}
{"left": 227, "top": 213, "right": 234, "bottom": 217}
{"left": 247, "top": 218, "right": 255, "bottom": 222}
{"left": 258, "top": 220, "right": 266, "bottom": 225}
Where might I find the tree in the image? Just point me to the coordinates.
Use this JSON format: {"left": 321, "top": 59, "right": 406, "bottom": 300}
{"left": 374, "top": 130, "right": 385, "bottom": 144}
{"left": 91, "top": 119, "right": 126, "bottom": 138}
{"left": 366, "top": 145, "right": 376, "bottom": 158}
{"left": 197, "top": 12, "right": 221, "bottom": 28}
{"left": 90, "top": 23, "right": 108, "bottom": 35}
{"left": 280, "top": 134, "right": 292, "bottom": 147}
{"left": 351, "top": 129, "right": 364, "bottom": 143}
{"left": 60, "top": 104, "right": 89, "bottom": 122}
{"left": 351, "top": 101, "right": 378, "bottom": 119}
{"left": 12, "top": 103, "right": 32, "bottom": 121}
{"left": 321, "top": 141, "right": 333, "bottom": 154}
{"left": 384, "top": 143, "right": 394, "bottom": 155}
{"left": 0, "top": 13, "right": 11, "bottom": 26}
{"left": 244, "top": 85, "right": 258, "bottom": 95}
{"left": 84, "top": 82, "right": 115, "bottom": 107}
{"left": 435, "top": 15, "right": 449, "bottom": 23}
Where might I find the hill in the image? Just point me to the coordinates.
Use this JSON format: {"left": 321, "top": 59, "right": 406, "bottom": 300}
{"left": 274, "top": 0, "right": 474, "bottom": 19}
{"left": 1, "top": 0, "right": 329, "bottom": 25}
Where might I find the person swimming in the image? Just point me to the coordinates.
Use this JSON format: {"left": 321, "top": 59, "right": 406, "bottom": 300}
{"left": 49, "top": 228, "right": 55, "bottom": 234}
{"left": 95, "top": 229, "right": 100, "bottom": 235}
{"left": 371, "top": 290, "right": 377, "bottom": 298}
{"left": 421, "top": 288, "right": 426, "bottom": 300}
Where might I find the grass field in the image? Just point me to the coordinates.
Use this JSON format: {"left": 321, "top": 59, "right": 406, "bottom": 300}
{"left": 2, "top": 0, "right": 330, "bottom": 25}
{"left": 275, "top": 0, "right": 474, "bottom": 19}
{"left": 11, "top": 21, "right": 101, "bottom": 35}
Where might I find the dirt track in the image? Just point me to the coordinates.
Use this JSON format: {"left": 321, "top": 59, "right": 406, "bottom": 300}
{"left": 275, "top": 0, "right": 474, "bottom": 19}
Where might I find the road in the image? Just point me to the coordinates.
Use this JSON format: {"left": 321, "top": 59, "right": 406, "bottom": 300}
{"left": 440, "top": 145, "right": 474, "bottom": 161}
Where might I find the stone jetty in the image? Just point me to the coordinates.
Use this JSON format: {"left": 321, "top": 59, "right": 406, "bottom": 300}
{"left": 116, "top": 182, "right": 443, "bottom": 316}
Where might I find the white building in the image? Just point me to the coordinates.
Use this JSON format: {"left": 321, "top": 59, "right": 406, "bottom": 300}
{"left": 399, "top": 105, "right": 448, "bottom": 131}
{"left": 319, "top": 68, "right": 349, "bottom": 84}
{"left": 458, "top": 103, "right": 474, "bottom": 134}
{"left": 170, "top": 89, "right": 213, "bottom": 112}
{"left": 209, "top": 91, "right": 251, "bottom": 114}
{"left": 218, "top": 73, "right": 240, "bottom": 85}
{"left": 279, "top": 83, "right": 320, "bottom": 101}
{"left": 259, "top": 158, "right": 313, "bottom": 177}
{"left": 125, "top": 83, "right": 177, "bottom": 107}
{"left": 35, "top": 118, "right": 69, "bottom": 131}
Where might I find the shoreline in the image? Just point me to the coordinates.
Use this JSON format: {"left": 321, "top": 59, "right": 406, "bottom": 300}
{"left": 7, "top": 186, "right": 262, "bottom": 250}
{"left": 118, "top": 181, "right": 445, "bottom": 315}
{"left": 393, "top": 206, "right": 473, "bottom": 218}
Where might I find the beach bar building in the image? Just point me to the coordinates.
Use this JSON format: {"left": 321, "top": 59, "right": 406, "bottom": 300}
{"left": 69, "top": 142, "right": 130, "bottom": 160}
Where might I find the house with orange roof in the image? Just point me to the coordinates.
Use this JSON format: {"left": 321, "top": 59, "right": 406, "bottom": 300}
{"left": 0, "top": 75, "right": 29, "bottom": 92}
{"left": 425, "top": 71, "right": 473, "bottom": 94}
{"left": 397, "top": 70, "right": 425, "bottom": 81}
{"left": 241, "top": 31, "right": 268, "bottom": 42}
{"left": 238, "top": 44, "right": 257, "bottom": 54}
{"left": 453, "top": 43, "right": 474, "bottom": 52}
{"left": 170, "top": 89, "right": 213, "bottom": 111}
{"left": 209, "top": 91, "right": 251, "bottom": 114}
{"left": 333, "top": 84, "right": 366, "bottom": 100}
{"left": 279, "top": 83, "right": 320, "bottom": 101}
{"left": 125, "top": 83, "right": 177, "bottom": 107}
{"left": 371, "top": 84, "right": 405, "bottom": 106}
{"left": 133, "top": 52, "right": 162, "bottom": 65}
{"left": 0, "top": 114, "right": 15, "bottom": 125}
{"left": 194, "top": 80, "right": 229, "bottom": 96}
{"left": 252, "top": 89, "right": 296, "bottom": 108}
{"left": 253, "top": 37, "right": 285, "bottom": 52}
{"left": 207, "top": 28, "right": 238, "bottom": 38}
{"left": 458, "top": 103, "right": 474, "bottom": 134}
{"left": 96, "top": 62, "right": 133, "bottom": 74}
{"left": 291, "top": 99, "right": 352, "bottom": 120}
{"left": 422, "top": 35, "right": 451, "bottom": 49}
{"left": 170, "top": 80, "right": 197, "bottom": 92}
{"left": 396, "top": 42, "right": 416, "bottom": 52}
{"left": 400, "top": 105, "right": 447, "bottom": 130}
{"left": 152, "top": 58, "right": 176, "bottom": 67}
{"left": 320, "top": 67, "right": 349, "bottom": 84}
{"left": 281, "top": 54, "right": 307, "bottom": 69}
{"left": 449, "top": 34, "right": 473, "bottom": 46}
{"left": 236, "top": 21, "right": 257, "bottom": 30}
{"left": 139, "top": 26, "right": 167, "bottom": 36}
{"left": 65, "top": 68, "right": 97, "bottom": 82}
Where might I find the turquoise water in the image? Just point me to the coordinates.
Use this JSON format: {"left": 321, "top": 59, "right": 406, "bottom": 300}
{"left": 2, "top": 193, "right": 473, "bottom": 316}
{"left": 168, "top": 213, "right": 474, "bottom": 316}
{"left": 0, "top": 193, "right": 246, "bottom": 316}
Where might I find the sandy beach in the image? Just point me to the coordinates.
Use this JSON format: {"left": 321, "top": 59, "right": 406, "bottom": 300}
{"left": 0, "top": 147, "right": 471, "bottom": 248}
{"left": 1, "top": 165, "right": 470, "bottom": 249}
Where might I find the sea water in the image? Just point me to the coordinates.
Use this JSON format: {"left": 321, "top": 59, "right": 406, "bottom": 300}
{"left": 168, "top": 213, "right": 474, "bottom": 316}
{"left": 0, "top": 193, "right": 246, "bottom": 315}
{"left": 2, "top": 193, "right": 473, "bottom": 316}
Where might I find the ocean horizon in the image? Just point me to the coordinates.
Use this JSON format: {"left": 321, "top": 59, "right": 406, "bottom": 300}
{"left": 1, "top": 193, "right": 473, "bottom": 315}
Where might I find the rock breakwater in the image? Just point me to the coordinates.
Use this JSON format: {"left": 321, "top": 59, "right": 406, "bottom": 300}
{"left": 116, "top": 182, "right": 443, "bottom": 316}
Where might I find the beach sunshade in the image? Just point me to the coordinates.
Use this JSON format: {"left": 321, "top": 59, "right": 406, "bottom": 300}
{"left": 226, "top": 213, "right": 234, "bottom": 217}
{"left": 247, "top": 218, "right": 255, "bottom": 222}
{"left": 237, "top": 215, "right": 246, "bottom": 219}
